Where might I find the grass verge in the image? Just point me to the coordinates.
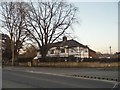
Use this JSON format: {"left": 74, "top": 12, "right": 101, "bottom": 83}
{"left": 31, "top": 62, "right": 119, "bottom": 68}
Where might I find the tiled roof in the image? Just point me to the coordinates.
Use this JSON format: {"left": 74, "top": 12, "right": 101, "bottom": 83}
{"left": 37, "top": 39, "right": 96, "bottom": 53}
{"left": 51, "top": 39, "right": 88, "bottom": 48}
{"left": 88, "top": 48, "right": 96, "bottom": 53}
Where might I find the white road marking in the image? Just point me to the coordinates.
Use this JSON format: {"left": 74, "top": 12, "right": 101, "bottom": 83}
{"left": 112, "top": 82, "right": 119, "bottom": 88}
{"left": 26, "top": 70, "right": 116, "bottom": 83}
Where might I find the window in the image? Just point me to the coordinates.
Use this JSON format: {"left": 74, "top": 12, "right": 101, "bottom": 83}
{"left": 71, "top": 49, "right": 74, "bottom": 53}
{"left": 50, "top": 50, "right": 54, "bottom": 54}
{"left": 61, "top": 48, "right": 65, "bottom": 53}
{"left": 85, "top": 49, "right": 87, "bottom": 52}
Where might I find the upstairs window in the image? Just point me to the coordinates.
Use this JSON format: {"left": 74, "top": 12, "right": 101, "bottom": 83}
{"left": 71, "top": 49, "right": 74, "bottom": 53}
{"left": 84, "top": 49, "right": 87, "bottom": 53}
{"left": 50, "top": 50, "right": 54, "bottom": 54}
{"left": 61, "top": 48, "right": 65, "bottom": 53}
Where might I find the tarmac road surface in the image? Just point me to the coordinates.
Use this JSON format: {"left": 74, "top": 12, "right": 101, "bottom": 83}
{"left": 2, "top": 68, "right": 117, "bottom": 88}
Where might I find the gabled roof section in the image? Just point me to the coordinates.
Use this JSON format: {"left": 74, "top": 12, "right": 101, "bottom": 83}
{"left": 88, "top": 48, "right": 96, "bottom": 53}
{"left": 51, "top": 39, "right": 88, "bottom": 48}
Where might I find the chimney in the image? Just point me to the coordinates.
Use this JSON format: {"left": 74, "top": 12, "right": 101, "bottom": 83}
{"left": 63, "top": 36, "right": 67, "bottom": 42}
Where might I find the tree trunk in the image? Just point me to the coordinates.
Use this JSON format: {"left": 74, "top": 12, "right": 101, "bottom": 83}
{"left": 11, "top": 40, "right": 14, "bottom": 66}
{"left": 40, "top": 45, "right": 49, "bottom": 59}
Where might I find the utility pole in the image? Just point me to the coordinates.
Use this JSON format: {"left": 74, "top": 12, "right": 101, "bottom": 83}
{"left": 109, "top": 46, "right": 111, "bottom": 55}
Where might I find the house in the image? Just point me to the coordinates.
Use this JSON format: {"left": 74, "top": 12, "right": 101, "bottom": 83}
{"left": 36, "top": 36, "right": 97, "bottom": 59}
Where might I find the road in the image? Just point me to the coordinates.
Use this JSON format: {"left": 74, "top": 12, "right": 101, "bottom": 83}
{"left": 2, "top": 68, "right": 117, "bottom": 88}
{"left": 3, "top": 66, "right": 118, "bottom": 79}
{"left": 0, "top": 67, "right": 2, "bottom": 90}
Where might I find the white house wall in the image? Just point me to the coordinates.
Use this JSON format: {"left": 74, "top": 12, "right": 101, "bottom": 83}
{"left": 37, "top": 46, "right": 89, "bottom": 58}
{"left": 80, "top": 48, "right": 89, "bottom": 58}
{"left": 68, "top": 47, "right": 89, "bottom": 58}
{"left": 47, "top": 47, "right": 67, "bottom": 57}
{"left": 37, "top": 52, "right": 41, "bottom": 58}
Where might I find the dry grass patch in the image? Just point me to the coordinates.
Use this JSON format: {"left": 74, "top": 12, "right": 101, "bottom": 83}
{"left": 35, "top": 62, "right": 119, "bottom": 68}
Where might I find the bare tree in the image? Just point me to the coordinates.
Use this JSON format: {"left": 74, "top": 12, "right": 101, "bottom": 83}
{"left": 23, "top": 44, "right": 37, "bottom": 58}
{"left": 26, "top": 0, "right": 78, "bottom": 58}
{"left": 0, "top": 2, "right": 30, "bottom": 64}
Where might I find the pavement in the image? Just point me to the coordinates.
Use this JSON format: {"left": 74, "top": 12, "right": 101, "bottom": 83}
{"left": 2, "top": 68, "right": 118, "bottom": 88}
